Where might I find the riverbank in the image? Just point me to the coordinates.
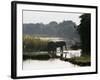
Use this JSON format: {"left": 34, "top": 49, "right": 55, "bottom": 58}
{"left": 62, "top": 55, "right": 91, "bottom": 66}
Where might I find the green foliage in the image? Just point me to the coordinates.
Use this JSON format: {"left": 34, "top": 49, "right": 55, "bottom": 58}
{"left": 65, "top": 55, "right": 90, "bottom": 66}
{"left": 77, "top": 14, "right": 91, "bottom": 54}
{"left": 23, "top": 35, "right": 49, "bottom": 52}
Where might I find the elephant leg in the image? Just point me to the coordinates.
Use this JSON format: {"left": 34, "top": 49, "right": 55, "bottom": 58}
{"left": 53, "top": 51, "right": 56, "bottom": 57}
{"left": 60, "top": 47, "right": 63, "bottom": 59}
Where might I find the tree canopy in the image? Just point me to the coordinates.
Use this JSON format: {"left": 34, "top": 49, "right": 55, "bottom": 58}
{"left": 77, "top": 14, "right": 91, "bottom": 55}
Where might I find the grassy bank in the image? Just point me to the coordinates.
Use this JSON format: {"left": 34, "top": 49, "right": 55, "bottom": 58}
{"left": 63, "top": 55, "right": 91, "bottom": 66}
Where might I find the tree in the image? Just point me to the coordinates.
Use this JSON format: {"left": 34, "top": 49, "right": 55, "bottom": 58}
{"left": 77, "top": 14, "right": 91, "bottom": 55}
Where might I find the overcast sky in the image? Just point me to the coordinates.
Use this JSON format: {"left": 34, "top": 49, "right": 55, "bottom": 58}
{"left": 23, "top": 10, "right": 83, "bottom": 25}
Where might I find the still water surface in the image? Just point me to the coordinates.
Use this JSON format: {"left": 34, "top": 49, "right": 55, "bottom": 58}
{"left": 23, "top": 50, "right": 81, "bottom": 70}
{"left": 23, "top": 58, "right": 79, "bottom": 70}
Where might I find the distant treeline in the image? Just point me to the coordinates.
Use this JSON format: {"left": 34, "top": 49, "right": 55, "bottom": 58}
{"left": 23, "top": 20, "right": 80, "bottom": 44}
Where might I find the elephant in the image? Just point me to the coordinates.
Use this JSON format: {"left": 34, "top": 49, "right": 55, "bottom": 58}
{"left": 55, "top": 41, "right": 66, "bottom": 58}
{"left": 47, "top": 41, "right": 66, "bottom": 57}
{"left": 55, "top": 41, "right": 66, "bottom": 51}
{"left": 47, "top": 41, "right": 56, "bottom": 55}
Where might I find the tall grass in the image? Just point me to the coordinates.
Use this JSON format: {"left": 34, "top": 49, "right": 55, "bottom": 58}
{"left": 23, "top": 35, "right": 49, "bottom": 52}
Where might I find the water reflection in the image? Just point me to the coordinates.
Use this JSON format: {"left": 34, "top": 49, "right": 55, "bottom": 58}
{"left": 23, "top": 58, "right": 78, "bottom": 70}
{"left": 23, "top": 49, "right": 81, "bottom": 70}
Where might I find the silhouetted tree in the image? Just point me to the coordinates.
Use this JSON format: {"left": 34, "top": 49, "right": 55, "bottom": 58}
{"left": 77, "top": 14, "right": 91, "bottom": 55}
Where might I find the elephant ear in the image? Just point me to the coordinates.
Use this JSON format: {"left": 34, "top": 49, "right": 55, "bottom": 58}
{"left": 47, "top": 41, "right": 56, "bottom": 49}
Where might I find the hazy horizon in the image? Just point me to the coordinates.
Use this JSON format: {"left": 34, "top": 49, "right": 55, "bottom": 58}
{"left": 23, "top": 10, "right": 83, "bottom": 25}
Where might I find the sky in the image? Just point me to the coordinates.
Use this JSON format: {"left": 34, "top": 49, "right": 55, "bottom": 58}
{"left": 23, "top": 10, "right": 83, "bottom": 25}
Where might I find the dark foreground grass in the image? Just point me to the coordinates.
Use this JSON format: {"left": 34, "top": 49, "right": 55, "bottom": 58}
{"left": 23, "top": 54, "right": 51, "bottom": 60}
{"left": 63, "top": 55, "right": 91, "bottom": 66}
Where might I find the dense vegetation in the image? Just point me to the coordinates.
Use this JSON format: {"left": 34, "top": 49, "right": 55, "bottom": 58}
{"left": 77, "top": 14, "right": 91, "bottom": 55}
{"left": 23, "top": 35, "right": 49, "bottom": 52}
{"left": 64, "top": 55, "right": 91, "bottom": 66}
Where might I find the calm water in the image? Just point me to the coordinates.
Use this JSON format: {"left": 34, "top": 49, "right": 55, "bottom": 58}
{"left": 23, "top": 58, "right": 78, "bottom": 70}
{"left": 23, "top": 50, "right": 81, "bottom": 70}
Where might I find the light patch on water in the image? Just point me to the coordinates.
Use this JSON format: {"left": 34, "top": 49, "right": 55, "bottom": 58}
{"left": 23, "top": 59, "right": 78, "bottom": 70}
{"left": 38, "top": 37, "right": 66, "bottom": 42}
